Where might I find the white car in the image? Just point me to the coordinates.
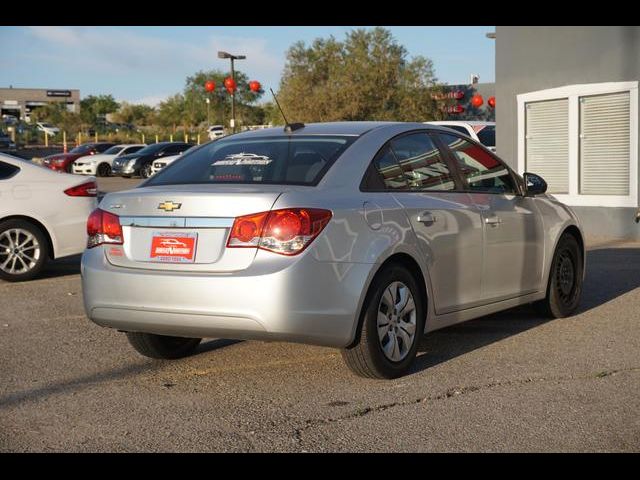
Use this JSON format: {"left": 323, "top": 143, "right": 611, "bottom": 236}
{"left": 207, "top": 125, "right": 226, "bottom": 140}
{"left": 426, "top": 121, "right": 496, "bottom": 152}
{"left": 36, "top": 122, "right": 60, "bottom": 137}
{"left": 0, "top": 153, "right": 97, "bottom": 281}
{"left": 72, "top": 144, "right": 146, "bottom": 177}
{"left": 150, "top": 154, "right": 182, "bottom": 176}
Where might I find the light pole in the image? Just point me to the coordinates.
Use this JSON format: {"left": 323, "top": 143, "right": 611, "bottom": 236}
{"left": 218, "top": 50, "right": 246, "bottom": 133}
{"left": 206, "top": 97, "right": 211, "bottom": 128}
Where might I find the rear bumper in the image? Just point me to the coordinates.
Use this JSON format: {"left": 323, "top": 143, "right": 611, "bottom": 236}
{"left": 81, "top": 247, "right": 374, "bottom": 348}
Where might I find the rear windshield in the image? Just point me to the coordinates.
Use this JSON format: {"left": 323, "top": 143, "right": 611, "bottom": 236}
{"left": 145, "top": 135, "right": 356, "bottom": 187}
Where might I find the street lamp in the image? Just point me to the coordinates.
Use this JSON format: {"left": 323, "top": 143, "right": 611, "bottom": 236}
{"left": 218, "top": 51, "right": 246, "bottom": 133}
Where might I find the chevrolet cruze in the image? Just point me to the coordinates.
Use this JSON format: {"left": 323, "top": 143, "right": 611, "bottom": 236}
{"left": 82, "top": 122, "right": 585, "bottom": 378}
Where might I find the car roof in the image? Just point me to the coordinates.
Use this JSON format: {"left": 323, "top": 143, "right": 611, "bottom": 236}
{"left": 226, "top": 121, "right": 459, "bottom": 139}
{"left": 426, "top": 120, "right": 495, "bottom": 126}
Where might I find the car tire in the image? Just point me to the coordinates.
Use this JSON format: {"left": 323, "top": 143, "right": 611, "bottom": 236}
{"left": 341, "top": 264, "right": 425, "bottom": 379}
{"left": 125, "top": 332, "right": 202, "bottom": 360}
{"left": 0, "top": 219, "right": 49, "bottom": 282}
{"left": 97, "top": 163, "right": 111, "bottom": 177}
{"left": 140, "top": 163, "right": 152, "bottom": 179}
{"left": 533, "top": 233, "right": 583, "bottom": 318}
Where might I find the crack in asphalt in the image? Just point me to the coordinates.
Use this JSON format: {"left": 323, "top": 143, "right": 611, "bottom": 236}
{"left": 292, "top": 366, "right": 640, "bottom": 444}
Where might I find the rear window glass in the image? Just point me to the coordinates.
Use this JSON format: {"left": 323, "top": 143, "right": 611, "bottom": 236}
{"left": 146, "top": 136, "right": 355, "bottom": 186}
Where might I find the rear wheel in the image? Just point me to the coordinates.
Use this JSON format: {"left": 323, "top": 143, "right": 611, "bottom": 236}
{"left": 342, "top": 264, "right": 424, "bottom": 379}
{"left": 97, "top": 163, "right": 111, "bottom": 177}
{"left": 534, "top": 233, "right": 583, "bottom": 318}
{"left": 126, "top": 332, "right": 201, "bottom": 359}
{"left": 0, "top": 219, "right": 48, "bottom": 282}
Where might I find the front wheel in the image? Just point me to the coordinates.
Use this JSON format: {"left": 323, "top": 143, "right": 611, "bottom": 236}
{"left": 97, "top": 163, "right": 111, "bottom": 177}
{"left": 534, "top": 233, "right": 583, "bottom": 318}
{"left": 140, "top": 163, "right": 152, "bottom": 179}
{"left": 126, "top": 332, "right": 202, "bottom": 359}
{"left": 342, "top": 264, "right": 425, "bottom": 379}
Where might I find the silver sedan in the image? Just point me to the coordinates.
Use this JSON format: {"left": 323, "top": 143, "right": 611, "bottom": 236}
{"left": 81, "top": 122, "right": 585, "bottom": 378}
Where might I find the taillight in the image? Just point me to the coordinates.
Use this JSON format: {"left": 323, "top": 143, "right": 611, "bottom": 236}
{"left": 227, "top": 208, "right": 332, "bottom": 256}
{"left": 86, "top": 208, "right": 123, "bottom": 248}
{"left": 65, "top": 181, "right": 97, "bottom": 197}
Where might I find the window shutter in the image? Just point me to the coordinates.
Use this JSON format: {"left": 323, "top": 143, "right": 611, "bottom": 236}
{"left": 525, "top": 99, "right": 569, "bottom": 194}
{"left": 579, "top": 92, "right": 631, "bottom": 195}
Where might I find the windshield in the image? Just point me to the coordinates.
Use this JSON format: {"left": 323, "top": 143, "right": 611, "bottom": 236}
{"left": 69, "top": 144, "right": 94, "bottom": 154}
{"left": 103, "top": 146, "right": 125, "bottom": 155}
{"left": 476, "top": 125, "right": 496, "bottom": 147}
{"left": 133, "top": 143, "right": 170, "bottom": 156}
{"left": 146, "top": 135, "right": 355, "bottom": 187}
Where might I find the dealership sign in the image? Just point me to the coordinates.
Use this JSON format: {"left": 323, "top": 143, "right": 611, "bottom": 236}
{"left": 46, "top": 90, "right": 72, "bottom": 97}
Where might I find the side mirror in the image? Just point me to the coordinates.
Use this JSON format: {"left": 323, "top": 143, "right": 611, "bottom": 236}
{"left": 523, "top": 172, "right": 547, "bottom": 196}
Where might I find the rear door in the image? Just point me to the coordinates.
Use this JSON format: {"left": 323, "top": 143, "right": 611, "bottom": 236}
{"left": 363, "top": 131, "right": 485, "bottom": 314}
{"left": 437, "top": 132, "right": 545, "bottom": 302}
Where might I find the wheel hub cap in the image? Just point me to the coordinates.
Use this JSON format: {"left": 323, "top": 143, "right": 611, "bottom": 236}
{"left": 557, "top": 253, "right": 575, "bottom": 297}
{"left": 377, "top": 281, "right": 417, "bottom": 362}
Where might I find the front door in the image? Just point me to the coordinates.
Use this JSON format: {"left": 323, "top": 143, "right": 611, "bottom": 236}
{"left": 437, "top": 132, "right": 545, "bottom": 302}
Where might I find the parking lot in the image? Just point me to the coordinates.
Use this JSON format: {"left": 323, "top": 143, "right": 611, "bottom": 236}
{"left": 1, "top": 175, "right": 639, "bottom": 452}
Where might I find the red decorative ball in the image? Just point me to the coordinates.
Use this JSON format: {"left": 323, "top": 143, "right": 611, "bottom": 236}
{"left": 204, "top": 80, "right": 215, "bottom": 92}
{"left": 223, "top": 77, "right": 237, "bottom": 93}
{"left": 488, "top": 96, "right": 496, "bottom": 108}
{"left": 249, "top": 80, "right": 261, "bottom": 93}
{"left": 471, "top": 94, "right": 484, "bottom": 108}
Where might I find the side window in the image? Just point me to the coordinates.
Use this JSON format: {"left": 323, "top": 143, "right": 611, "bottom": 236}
{"left": 367, "top": 145, "right": 407, "bottom": 190}
{"left": 438, "top": 133, "right": 517, "bottom": 194}
{"left": 124, "top": 146, "right": 143, "bottom": 155}
{"left": 0, "top": 161, "right": 20, "bottom": 180}
{"left": 389, "top": 133, "right": 456, "bottom": 191}
{"left": 164, "top": 145, "right": 185, "bottom": 156}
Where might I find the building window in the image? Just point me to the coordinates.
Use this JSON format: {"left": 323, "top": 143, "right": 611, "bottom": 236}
{"left": 517, "top": 82, "right": 638, "bottom": 208}
{"left": 525, "top": 98, "right": 569, "bottom": 194}
{"left": 579, "top": 92, "right": 630, "bottom": 195}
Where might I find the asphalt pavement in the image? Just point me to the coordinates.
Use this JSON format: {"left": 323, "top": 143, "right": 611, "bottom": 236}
{"left": 1, "top": 176, "right": 639, "bottom": 452}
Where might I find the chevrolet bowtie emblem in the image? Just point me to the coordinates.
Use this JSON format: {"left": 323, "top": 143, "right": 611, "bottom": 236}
{"left": 158, "top": 201, "right": 182, "bottom": 212}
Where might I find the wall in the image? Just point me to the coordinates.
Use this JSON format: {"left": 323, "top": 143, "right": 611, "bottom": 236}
{"left": 496, "top": 26, "right": 640, "bottom": 239}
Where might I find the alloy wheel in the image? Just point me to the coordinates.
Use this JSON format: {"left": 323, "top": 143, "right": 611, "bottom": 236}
{"left": 377, "top": 281, "right": 417, "bottom": 362}
{"left": 0, "top": 228, "right": 41, "bottom": 276}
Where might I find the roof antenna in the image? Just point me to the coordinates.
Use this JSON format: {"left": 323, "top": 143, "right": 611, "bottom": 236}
{"left": 270, "top": 88, "right": 304, "bottom": 133}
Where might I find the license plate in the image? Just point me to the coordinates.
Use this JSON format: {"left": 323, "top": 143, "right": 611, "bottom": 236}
{"left": 150, "top": 232, "right": 197, "bottom": 263}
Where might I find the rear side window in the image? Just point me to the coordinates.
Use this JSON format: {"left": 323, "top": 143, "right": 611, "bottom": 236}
{"left": 438, "top": 133, "right": 516, "bottom": 194}
{"left": 0, "top": 161, "right": 20, "bottom": 180}
{"left": 361, "top": 132, "right": 456, "bottom": 191}
{"left": 146, "top": 136, "right": 355, "bottom": 186}
{"left": 390, "top": 133, "right": 456, "bottom": 191}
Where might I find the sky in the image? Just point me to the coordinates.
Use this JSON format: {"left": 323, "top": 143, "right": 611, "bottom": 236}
{"left": 1, "top": 26, "right": 495, "bottom": 106}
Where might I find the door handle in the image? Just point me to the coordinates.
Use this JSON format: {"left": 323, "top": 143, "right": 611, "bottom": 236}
{"left": 417, "top": 211, "right": 437, "bottom": 224}
{"left": 485, "top": 215, "right": 503, "bottom": 226}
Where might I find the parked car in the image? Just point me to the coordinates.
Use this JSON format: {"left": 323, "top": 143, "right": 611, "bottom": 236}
{"left": 72, "top": 144, "right": 146, "bottom": 177}
{"left": 36, "top": 122, "right": 60, "bottom": 137}
{"left": 42, "top": 142, "right": 116, "bottom": 173}
{"left": 0, "top": 153, "right": 97, "bottom": 281}
{"left": 150, "top": 145, "right": 198, "bottom": 176}
{"left": 207, "top": 125, "right": 226, "bottom": 140}
{"left": 426, "top": 121, "right": 496, "bottom": 152}
{"left": 0, "top": 129, "right": 16, "bottom": 151}
{"left": 82, "top": 122, "right": 585, "bottom": 379}
{"left": 111, "top": 142, "right": 192, "bottom": 179}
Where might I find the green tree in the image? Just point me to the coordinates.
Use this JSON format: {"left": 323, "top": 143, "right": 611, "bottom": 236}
{"left": 157, "top": 94, "right": 186, "bottom": 132}
{"left": 277, "top": 27, "right": 444, "bottom": 122}
{"left": 113, "top": 102, "right": 156, "bottom": 126}
{"left": 80, "top": 94, "right": 120, "bottom": 124}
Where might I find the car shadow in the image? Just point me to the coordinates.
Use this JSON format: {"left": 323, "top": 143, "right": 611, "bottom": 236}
{"left": 38, "top": 254, "right": 82, "bottom": 279}
{"left": 408, "top": 246, "right": 640, "bottom": 375}
{"left": 0, "top": 338, "right": 240, "bottom": 409}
